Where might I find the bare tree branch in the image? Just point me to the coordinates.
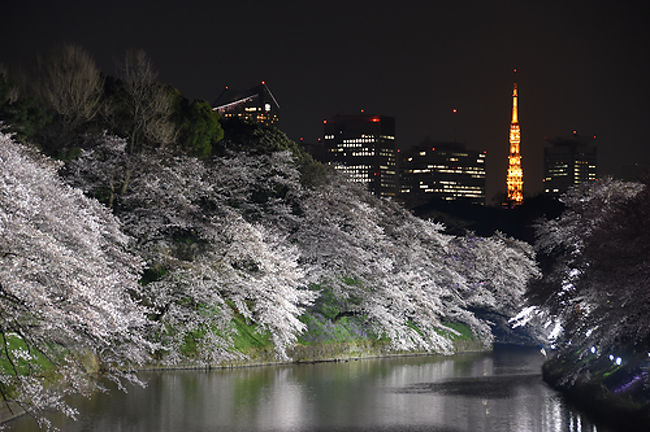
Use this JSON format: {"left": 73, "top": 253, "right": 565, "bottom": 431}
{"left": 37, "top": 44, "right": 103, "bottom": 129}
{"left": 117, "top": 50, "right": 176, "bottom": 152}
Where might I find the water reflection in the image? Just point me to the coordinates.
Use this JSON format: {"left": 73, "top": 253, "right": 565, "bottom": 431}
{"left": 7, "top": 346, "right": 612, "bottom": 432}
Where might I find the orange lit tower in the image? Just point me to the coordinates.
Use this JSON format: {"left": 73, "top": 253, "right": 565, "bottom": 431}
{"left": 506, "top": 77, "right": 523, "bottom": 205}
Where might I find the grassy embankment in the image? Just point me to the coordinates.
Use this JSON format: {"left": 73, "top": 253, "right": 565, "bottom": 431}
{"left": 177, "top": 284, "right": 484, "bottom": 367}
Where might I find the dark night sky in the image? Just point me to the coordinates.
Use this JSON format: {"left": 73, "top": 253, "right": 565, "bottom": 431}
{"left": 2, "top": 0, "right": 649, "bottom": 203}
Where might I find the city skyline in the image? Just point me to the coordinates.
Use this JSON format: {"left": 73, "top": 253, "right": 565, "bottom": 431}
{"left": 2, "top": 1, "right": 649, "bottom": 202}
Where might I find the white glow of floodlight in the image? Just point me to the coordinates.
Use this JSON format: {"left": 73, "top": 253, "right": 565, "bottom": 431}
{"left": 616, "top": 357, "right": 622, "bottom": 365}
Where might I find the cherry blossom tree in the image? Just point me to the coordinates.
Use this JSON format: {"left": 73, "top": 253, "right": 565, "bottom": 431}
{"left": 451, "top": 231, "right": 541, "bottom": 344}
{"left": 204, "top": 150, "right": 463, "bottom": 351}
{"left": 0, "top": 132, "right": 152, "bottom": 427}
{"left": 66, "top": 135, "right": 315, "bottom": 363}
{"left": 519, "top": 178, "right": 647, "bottom": 384}
{"left": 292, "top": 184, "right": 467, "bottom": 352}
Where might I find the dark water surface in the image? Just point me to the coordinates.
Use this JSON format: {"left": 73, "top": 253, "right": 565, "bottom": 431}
{"left": 8, "top": 345, "right": 612, "bottom": 431}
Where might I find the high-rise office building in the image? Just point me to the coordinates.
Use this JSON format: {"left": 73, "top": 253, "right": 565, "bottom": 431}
{"left": 400, "top": 141, "right": 487, "bottom": 205}
{"left": 212, "top": 81, "right": 280, "bottom": 126}
{"left": 543, "top": 132, "right": 597, "bottom": 197}
{"left": 323, "top": 114, "right": 398, "bottom": 197}
{"left": 506, "top": 80, "right": 524, "bottom": 206}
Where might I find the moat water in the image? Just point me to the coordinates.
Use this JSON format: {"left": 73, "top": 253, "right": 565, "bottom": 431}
{"left": 7, "top": 345, "right": 612, "bottom": 431}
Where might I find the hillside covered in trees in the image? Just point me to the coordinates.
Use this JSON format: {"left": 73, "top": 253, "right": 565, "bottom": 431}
{"left": 0, "top": 45, "right": 543, "bottom": 427}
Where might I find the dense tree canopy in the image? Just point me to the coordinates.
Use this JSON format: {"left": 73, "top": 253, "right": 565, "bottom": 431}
{"left": 173, "top": 99, "right": 224, "bottom": 159}
{"left": 66, "top": 127, "right": 541, "bottom": 358}
{"left": 66, "top": 135, "right": 316, "bottom": 363}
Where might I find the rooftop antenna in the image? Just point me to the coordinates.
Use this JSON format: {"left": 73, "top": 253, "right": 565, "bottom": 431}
{"left": 261, "top": 81, "right": 281, "bottom": 110}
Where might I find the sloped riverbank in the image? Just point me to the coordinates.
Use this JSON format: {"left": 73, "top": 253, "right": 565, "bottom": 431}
{"left": 141, "top": 333, "right": 488, "bottom": 371}
{"left": 543, "top": 357, "right": 650, "bottom": 432}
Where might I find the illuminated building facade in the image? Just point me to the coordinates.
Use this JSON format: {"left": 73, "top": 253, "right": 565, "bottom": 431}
{"left": 323, "top": 114, "right": 398, "bottom": 197}
{"left": 400, "top": 141, "right": 487, "bottom": 205}
{"left": 212, "top": 81, "right": 280, "bottom": 126}
{"left": 506, "top": 82, "right": 524, "bottom": 205}
{"left": 543, "top": 132, "right": 598, "bottom": 197}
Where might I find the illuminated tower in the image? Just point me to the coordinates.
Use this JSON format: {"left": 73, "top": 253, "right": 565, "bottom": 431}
{"left": 506, "top": 79, "right": 523, "bottom": 205}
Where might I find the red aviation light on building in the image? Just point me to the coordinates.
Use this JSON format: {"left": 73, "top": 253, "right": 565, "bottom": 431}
{"left": 323, "top": 119, "right": 327, "bottom": 124}
{"left": 452, "top": 107, "right": 458, "bottom": 114}
{"left": 432, "top": 147, "right": 436, "bottom": 151}
{"left": 373, "top": 172, "right": 379, "bottom": 176}
{"left": 360, "top": 108, "right": 365, "bottom": 113}
{"left": 397, "top": 148, "right": 400, "bottom": 153}
{"left": 261, "top": 81, "right": 266, "bottom": 85}
{"left": 370, "top": 117, "right": 380, "bottom": 123}
{"left": 572, "top": 130, "right": 577, "bottom": 135}
{"left": 299, "top": 137, "right": 303, "bottom": 142}
{"left": 225, "top": 85, "right": 229, "bottom": 90}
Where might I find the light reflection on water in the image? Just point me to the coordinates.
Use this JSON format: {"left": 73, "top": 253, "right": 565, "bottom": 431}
{"left": 7, "top": 346, "right": 611, "bottom": 432}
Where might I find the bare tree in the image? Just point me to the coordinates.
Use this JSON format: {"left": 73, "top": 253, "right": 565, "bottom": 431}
{"left": 37, "top": 44, "right": 103, "bottom": 129}
{"left": 117, "top": 50, "right": 176, "bottom": 153}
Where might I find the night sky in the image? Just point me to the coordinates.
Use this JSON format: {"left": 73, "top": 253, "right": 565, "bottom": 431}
{"left": 3, "top": 0, "right": 649, "bottom": 203}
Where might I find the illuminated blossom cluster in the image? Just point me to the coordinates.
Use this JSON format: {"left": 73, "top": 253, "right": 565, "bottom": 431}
{"left": 0, "top": 133, "right": 152, "bottom": 425}
{"left": 177, "top": 133, "right": 540, "bottom": 353}
{"left": 452, "top": 231, "right": 540, "bottom": 342}
{"left": 525, "top": 178, "right": 648, "bottom": 383}
{"left": 67, "top": 135, "right": 316, "bottom": 363}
